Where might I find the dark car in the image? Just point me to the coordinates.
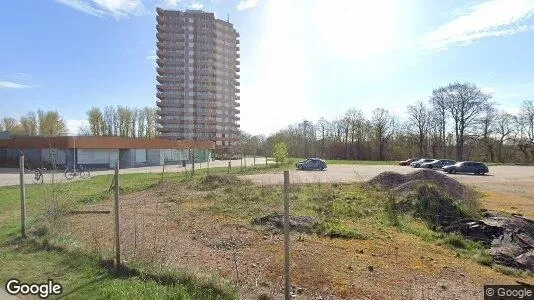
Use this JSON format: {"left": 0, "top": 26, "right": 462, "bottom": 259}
{"left": 398, "top": 157, "right": 419, "bottom": 166}
{"left": 296, "top": 158, "right": 327, "bottom": 171}
{"left": 420, "top": 159, "right": 456, "bottom": 169}
{"left": 442, "top": 161, "right": 489, "bottom": 175}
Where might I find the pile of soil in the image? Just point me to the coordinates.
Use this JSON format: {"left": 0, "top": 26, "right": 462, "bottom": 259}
{"left": 368, "top": 169, "right": 477, "bottom": 202}
{"left": 253, "top": 213, "right": 317, "bottom": 233}
{"left": 445, "top": 213, "right": 534, "bottom": 271}
{"left": 196, "top": 174, "right": 250, "bottom": 190}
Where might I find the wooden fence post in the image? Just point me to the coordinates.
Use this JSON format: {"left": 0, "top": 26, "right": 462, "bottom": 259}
{"left": 283, "top": 170, "right": 291, "bottom": 300}
{"left": 228, "top": 161, "right": 231, "bottom": 174}
{"left": 19, "top": 154, "right": 26, "bottom": 238}
{"left": 114, "top": 161, "right": 121, "bottom": 272}
{"left": 192, "top": 151, "right": 195, "bottom": 176}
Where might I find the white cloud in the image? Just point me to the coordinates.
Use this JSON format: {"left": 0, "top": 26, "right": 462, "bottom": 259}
{"left": 54, "top": 0, "right": 107, "bottom": 17}
{"left": 54, "top": 0, "right": 143, "bottom": 18}
{"left": 189, "top": 1, "right": 203, "bottom": 9}
{"left": 0, "top": 81, "right": 34, "bottom": 89}
{"left": 92, "top": 0, "right": 143, "bottom": 17}
{"left": 421, "top": 0, "right": 534, "bottom": 51}
{"left": 146, "top": 55, "right": 157, "bottom": 60}
{"left": 240, "top": 0, "right": 315, "bottom": 135}
{"left": 312, "top": 0, "right": 401, "bottom": 61}
{"left": 236, "top": 0, "right": 260, "bottom": 11}
{"left": 163, "top": 0, "right": 181, "bottom": 7}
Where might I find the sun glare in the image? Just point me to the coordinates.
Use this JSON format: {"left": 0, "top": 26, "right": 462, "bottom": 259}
{"left": 314, "top": 0, "right": 399, "bottom": 60}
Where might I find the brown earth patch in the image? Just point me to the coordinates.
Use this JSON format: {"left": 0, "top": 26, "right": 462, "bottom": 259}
{"left": 66, "top": 181, "right": 533, "bottom": 299}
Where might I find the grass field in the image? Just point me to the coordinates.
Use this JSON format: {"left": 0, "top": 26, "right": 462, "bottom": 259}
{"left": 0, "top": 171, "right": 242, "bottom": 299}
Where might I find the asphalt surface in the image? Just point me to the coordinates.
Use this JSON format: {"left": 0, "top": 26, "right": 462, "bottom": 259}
{"left": 242, "top": 164, "right": 534, "bottom": 186}
{"left": 1, "top": 160, "right": 533, "bottom": 188}
{"left": 0, "top": 157, "right": 270, "bottom": 187}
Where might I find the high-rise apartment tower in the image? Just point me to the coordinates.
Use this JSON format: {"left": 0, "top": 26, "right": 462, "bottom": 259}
{"left": 156, "top": 8, "right": 240, "bottom": 150}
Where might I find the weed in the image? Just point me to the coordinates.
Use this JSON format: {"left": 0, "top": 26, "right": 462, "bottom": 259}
{"left": 315, "top": 220, "right": 368, "bottom": 239}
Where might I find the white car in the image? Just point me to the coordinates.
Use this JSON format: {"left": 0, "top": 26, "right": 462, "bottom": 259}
{"left": 410, "top": 158, "right": 435, "bottom": 168}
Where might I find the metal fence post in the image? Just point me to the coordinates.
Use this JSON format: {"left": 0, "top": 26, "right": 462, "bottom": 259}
{"left": 283, "top": 170, "right": 291, "bottom": 300}
{"left": 19, "top": 154, "right": 26, "bottom": 238}
{"left": 114, "top": 161, "right": 121, "bottom": 272}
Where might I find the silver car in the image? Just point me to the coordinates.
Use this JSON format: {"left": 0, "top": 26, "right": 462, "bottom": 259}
{"left": 421, "top": 159, "right": 456, "bottom": 169}
{"left": 410, "top": 158, "right": 435, "bottom": 168}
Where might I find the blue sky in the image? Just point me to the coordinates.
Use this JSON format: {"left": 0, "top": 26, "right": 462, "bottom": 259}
{"left": 1, "top": 0, "right": 534, "bottom": 135}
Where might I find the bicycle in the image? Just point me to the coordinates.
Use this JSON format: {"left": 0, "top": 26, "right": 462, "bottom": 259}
{"left": 64, "top": 165, "right": 91, "bottom": 180}
{"left": 34, "top": 167, "right": 46, "bottom": 184}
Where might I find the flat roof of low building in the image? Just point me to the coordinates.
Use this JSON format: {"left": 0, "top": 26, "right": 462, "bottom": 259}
{"left": 0, "top": 136, "right": 215, "bottom": 150}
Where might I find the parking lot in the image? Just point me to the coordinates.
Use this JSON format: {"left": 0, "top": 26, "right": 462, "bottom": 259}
{"left": 1, "top": 161, "right": 532, "bottom": 188}
{"left": 244, "top": 164, "right": 534, "bottom": 185}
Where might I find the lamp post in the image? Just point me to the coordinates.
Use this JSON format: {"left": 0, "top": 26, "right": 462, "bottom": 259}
{"left": 73, "top": 136, "right": 77, "bottom": 173}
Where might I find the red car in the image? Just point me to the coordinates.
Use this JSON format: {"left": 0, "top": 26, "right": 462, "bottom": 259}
{"left": 398, "top": 158, "right": 419, "bottom": 166}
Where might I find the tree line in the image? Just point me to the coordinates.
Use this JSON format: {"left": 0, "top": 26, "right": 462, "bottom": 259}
{"left": 238, "top": 82, "right": 534, "bottom": 163}
{"left": 82, "top": 106, "right": 158, "bottom": 138}
{"left": 0, "top": 110, "right": 68, "bottom": 137}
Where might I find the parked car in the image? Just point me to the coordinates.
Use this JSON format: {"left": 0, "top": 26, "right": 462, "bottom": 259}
{"left": 295, "top": 158, "right": 327, "bottom": 171}
{"left": 398, "top": 157, "right": 419, "bottom": 166}
{"left": 442, "top": 161, "right": 489, "bottom": 175}
{"left": 410, "top": 158, "right": 435, "bottom": 168}
{"left": 421, "top": 159, "right": 456, "bottom": 169}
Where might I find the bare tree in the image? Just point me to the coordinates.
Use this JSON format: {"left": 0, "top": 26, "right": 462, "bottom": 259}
{"left": 370, "top": 108, "right": 396, "bottom": 161}
{"left": 1, "top": 117, "right": 21, "bottom": 135}
{"left": 430, "top": 87, "right": 448, "bottom": 157}
{"left": 137, "top": 109, "right": 146, "bottom": 137}
{"left": 316, "top": 117, "right": 327, "bottom": 158}
{"left": 427, "top": 110, "right": 442, "bottom": 158}
{"left": 478, "top": 106, "right": 496, "bottom": 162}
{"left": 345, "top": 108, "right": 366, "bottom": 160}
{"left": 103, "top": 106, "right": 115, "bottom": 136}
{"left": 37, "top": 111, "right": 68, "bottom": 136}
{"left": 19, "top": 112, "right": 39, "bottom": 136}
{"left": 407, "top": 101, "right": 430, "bottom": 157}
{"left": 87, "top": 107, "right": 106, "bottom": 136}
{"left": 144, "top": 107, "right": 157, "bottom": 138}
{"left": 444, "top": 82, "right": 492, "bottom": 160}
{"left": 494, "top": 111, "right": 516, "bottom": 162}
{"left": 517, "top": 100, "right": 534, "bottom": 161}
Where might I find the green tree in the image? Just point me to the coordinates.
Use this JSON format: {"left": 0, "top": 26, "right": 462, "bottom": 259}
{"left": 272, "top": 142, "right": 288, "bottom": 166}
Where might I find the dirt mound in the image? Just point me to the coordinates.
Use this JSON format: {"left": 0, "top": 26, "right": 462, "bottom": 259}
{"left": 367, "top": 171, "right": 408, "bottom": 189}
{"left": 196, "top": 174, "right": 250, "bottom": 190}
{"left": 368, "top": 169, "right": 476, "bottom": 202}
{"left": 253, "top": 213, "right": 317, "bottom": 233}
